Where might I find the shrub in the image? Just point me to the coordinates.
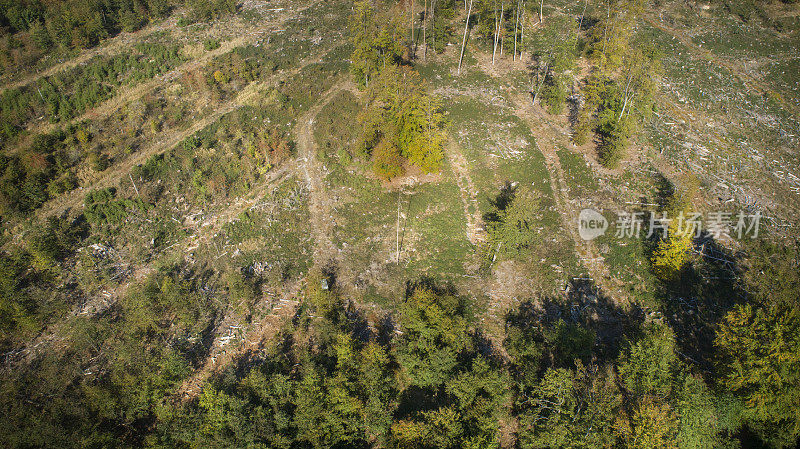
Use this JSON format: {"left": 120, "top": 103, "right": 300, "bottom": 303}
{"left": 88, "top": 152, "right": 110, "bottom": 171}
{"left": 542, "top": 75, "right": 568, "bottom": 115}
{"left": 212, "top": 69, "right": 228, "bottom": 84}
{"left": 84, "top": 188, "right": 148, "bottom": 229}
{"left": 203, "top": 38, "right": 221, "bottom": 51}
{"left": 372, "top": 141, "right": 404, "bottom": 180}
{"left": 182, "top": 135, "right": 200, "bottom": 151}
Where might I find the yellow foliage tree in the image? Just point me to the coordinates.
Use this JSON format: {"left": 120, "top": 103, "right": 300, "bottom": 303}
{"left": 650, "top": 229, "right": 692, "bottom": 281}
{"left": 616, "top": 396, "right": 679, "bottom": 449}
{"left": 213, "top": 70, "right": 228, "bottom": 83}
{"left": 651, "top": 176, "right": 699, "bottom": 281}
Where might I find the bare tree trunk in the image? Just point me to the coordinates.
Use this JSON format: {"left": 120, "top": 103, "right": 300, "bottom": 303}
{"left": 618, "top": 70, "right": 634, "bottom": 120}
{"left": 458, "top": 0, "right": 474, "bottom": 75}
{"left": 492, "top": 0, "right": 499, "bottom": 64}
{"left": 520, "top": 4, "right": 524, "bottom": 57}
{"left": 600, "top": 1, "right": 610, "bottom": 68}
{"left": 574, "top": 0, "right": 587, "bottom": 50}
{"left": 539, "top": 0, "right": 544, "bottom": 23}
{"left": 500, "top": 1, "right": 505, "bottom": 58}
{"left": 431, "top": 0, "right": 437, "bottom": 55}
{"left": 513, "top": 0, "right": 520, "bottom": 60}
{"left": 410, "top": 0, "right": 415, "bottom": 56}
{"left": 423, "top": 0, "right": 428, "bottom": 60}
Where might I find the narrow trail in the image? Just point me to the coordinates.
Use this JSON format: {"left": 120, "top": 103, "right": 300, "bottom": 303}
{"left": 28, "top": 3, "right": 310, "bottom": 136}
{"left": 294, "top": 80, "right": 358, "bottom": 267}
{"left": 510, "top": 93, "right": 628, "bottom": 303}
{"left": 31, "top": 35, "right": 250, "bottom": 136}
{"left": 643, "top": 14, "right": 799, "bottom": 117}
{"left": 0, "top": 17, "right": 176, "bottom": 96}
{"left": 176, "top": 80, "right": 357, "bottom": 401}
{"left": 6, "top": 149, "right": 294, "bottom": 371}
{"left": 445, "top": 141, "right": 485, "bottom": 244}
{"left": 33, "top": 82, "right": 257, "bottom": 219}
{"left": 31, "top": 52, "right": 321, "bottom": 223}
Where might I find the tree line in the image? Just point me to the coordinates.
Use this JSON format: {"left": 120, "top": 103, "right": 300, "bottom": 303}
{"left": 1, "top": 249, "right": 797, "bottom": 447}
{"left": 350, "top": 0, "right": 449, "bottom": 180}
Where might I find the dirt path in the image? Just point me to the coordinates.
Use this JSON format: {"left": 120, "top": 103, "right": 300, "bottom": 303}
{"left": 31, "top": 47, "right": 324, "bottom": 223}
{"left": 28, "top": 3, "right": 310, "bottom": 136}
{"left": 294, "top": 80, "right": 358, "bottom": 266}
{"left": 33, "top": 81, "right": 258, "bottom": 219}
{"left": 30, "top": 35, "right": 250, "bottom": 136}
{"left": 176, "top": 80, "right": 357, "bottom": 401}
{"left": 510, "top": 93, "right": 629, "bottom": 303}
{"left": 0, "top": 17, "right": 177, "bottom": 96}
{"left": 644, "top": 14, "right": 799, "bottom": 117}
{"left": 445, "top": 141, "right": 485, "bottom": 244}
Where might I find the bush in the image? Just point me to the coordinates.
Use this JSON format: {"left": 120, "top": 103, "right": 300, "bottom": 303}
{"left": 88, "top": 152, "right": 110, "bottom": 171}
{"left": 542, "top": 75, "right": 568, "bottom": 115}
{"left": 596, "top": 109, "right": 633, "bottom": 168}
{"left": 84, "top": 188, "right": 148, "bottom": 229}
{"left": 203, "top": 38, "right": 221, "bottom": 51}
{"left": 189, "top": 0, "right": 237, "bottom": 22}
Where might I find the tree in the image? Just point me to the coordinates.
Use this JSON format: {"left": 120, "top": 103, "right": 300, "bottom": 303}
{"left": 526, "top": 15, "right": 575, "bottom": 112}
{"left": 485, "top": 185, "right": 543, "bottom": 253}
{"left": 650, "top": 230, "right": 693, "bottom": 281}
{"left": 585, "top": 0, "right": 645, "bottom": 72}
{"left": 617, "top": 396, "right": 679, "bottom": 449}
{"left": 394, "top": 287, "right": 470, "bottom": 388}
{"left": 357, "top": 66, "right": 447, "bottom": 179}
{"left": 458, "top": 0, "right": 474, "bottom": 75}
{"left": 650, "top": 178, "right": 697, "bottom": 281}
{"left": 517, "top": 364, "right": 621, "bottom": 448}
{"left": 618, "top": 326, "right": 678, "bottom": 398}
{"left": 715, "top": 302, "right": 800, "bottom": 447}
{"left": 676, "top": 375, "right": 738, "bottom": 449}
{"left": 349, "top": 1, "right": 405, "bottom": 87}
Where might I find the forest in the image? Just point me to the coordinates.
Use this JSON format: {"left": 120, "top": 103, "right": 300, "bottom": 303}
{"left": 1, "top": 0, "right": 799, "bottom": 447}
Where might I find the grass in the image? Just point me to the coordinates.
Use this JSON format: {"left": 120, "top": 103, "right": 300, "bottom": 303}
{"left": 557, "top": 148, "right": 598, "bottom": 200}
{"left": 691, "top": 19, "right": 795, "bottom": 59}
{"left": 401, "top": 170, "right": 472, "bottom": 280}
{"left": 219, "top": 176, "right": 313, "bottom": 282}
{"left": 592, "top": 210, "right": 660, "bottom": 307}
{"left": 764, "top": 57, "right": 800, "bottom": 108}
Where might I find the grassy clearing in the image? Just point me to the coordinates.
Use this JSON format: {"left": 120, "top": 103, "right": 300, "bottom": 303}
{"left": 218, "top": 176, "right": 313, "bottom": 283}
{"left": 691, "top": 19, "right": 795, "bottom": 59}
{"left": 313, "top": 86, "right": 472, "bottom": 296}
{"left": 418, "top": 60, "right": 581, "bottom": 294}
{"left": 315, "top": 90, "right": 360, "bottom": 166}
{"left": 557, "top": 148, "right": 598, "bottom": 203}
{"left": 595, "top": 225, "right": 660, "bottom": 307}
{"left": 763, "top": 57, "right": 800, "bottom": 108}
{"left": 401, "top": 169, "right": 472, "bottom": 279}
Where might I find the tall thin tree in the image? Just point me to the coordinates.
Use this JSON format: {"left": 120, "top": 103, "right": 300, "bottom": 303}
{"left": 458, "top": 0, "right": 474, "bottom": 74}
{"left": 539, "top": 0, "right": 544, "bottom": 23}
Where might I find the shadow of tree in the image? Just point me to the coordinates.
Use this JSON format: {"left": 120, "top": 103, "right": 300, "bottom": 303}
{"left": 657, "top": 232, "right": 746, "bottom": 373}
{"left": 505, "top": 279, "right": 645, "bottom": 375}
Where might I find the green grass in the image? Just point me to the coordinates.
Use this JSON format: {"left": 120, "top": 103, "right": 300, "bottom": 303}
{"left": 764, "top": 57, "right": 800, "bottom": 108}
{"left": 401, "top": 170, "right": 472, "bottom": 279}
{"left": 593, "top": 210, "right": 660, "bottom": 307}
{"left": 219, "top": 176, "right": 313, "bottom": 282}
{"left": 691, "top": 20, "right": 795, "bottom": 59}
{"left": 558, "top": 148, "right": 598, "bottom": 200}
